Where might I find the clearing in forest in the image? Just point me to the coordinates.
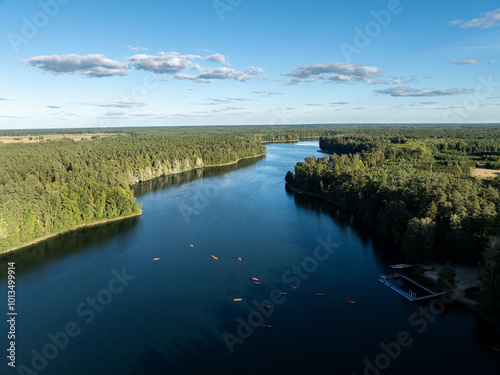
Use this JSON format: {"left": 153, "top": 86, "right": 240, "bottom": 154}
{"left": 471, "top": 167, "right": 500, "bottom": 180}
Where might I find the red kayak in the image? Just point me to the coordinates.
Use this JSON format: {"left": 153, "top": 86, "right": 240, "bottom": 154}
{"left": 345, "top": 300, "right": 356, "bottom": 304}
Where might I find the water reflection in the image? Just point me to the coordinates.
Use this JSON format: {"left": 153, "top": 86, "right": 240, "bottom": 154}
{"left": 133, "top": 156, "right": 265, "bottom": 196}
{"left": 0, "top": 217, "right": 139, "bottom": 278}
{"left": 286, "top": 185, "right": 402, "bottom": 261}
{"left": 0, "top": 155, "right": 265, "bottom": 279}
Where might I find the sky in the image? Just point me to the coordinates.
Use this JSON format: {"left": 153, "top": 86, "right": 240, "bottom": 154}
{"left": 0, "top": 0, "right": 499, "bottom": 129}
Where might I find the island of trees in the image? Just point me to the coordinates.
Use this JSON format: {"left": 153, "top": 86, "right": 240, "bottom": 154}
{"left": 285, "top": 125, "right": 500, "bottom": 328}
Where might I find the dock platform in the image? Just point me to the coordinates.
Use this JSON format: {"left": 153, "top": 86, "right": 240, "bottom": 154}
{"left": 378, "top": 274, "right": 449, "bottom": 302}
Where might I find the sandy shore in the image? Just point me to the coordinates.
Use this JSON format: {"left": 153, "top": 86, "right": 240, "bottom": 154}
{"left": 422, "top": 262, "right": 483, "bottom": 307}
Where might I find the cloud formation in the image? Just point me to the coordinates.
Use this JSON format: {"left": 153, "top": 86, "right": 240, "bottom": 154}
{"left": 451, "top": 8, "right": 500, "bottom": 29}
{"left": 282, "top": 63, "right": 383, "bottom": 84}
{"left": 22, "top": 54, "right": 130, "bottom": 77}
{"left": 201, "top": 97, "right": 249, "bottom": 105}
{"left": 375, "top": 87, "right": 474, "bottom": 97}
{"left": 23, "top": 51, "right": 263, "bottom": 84}
{"left": 204, "top": 53, "right": 230, "bottom": 66}
{"left": 175, "top": 66, "right": 264, "bottom": 83}
{"left": 128, "top": 52, "right": 201, "bottom": 74}
{"left": 127, "top": 45, "right": 148, "bottom": 51}
{"left": 253, "top": 91, "right": 283, "bottom": 96}
{"left": 449, "top": 59, "right": 478, "bottom": 65}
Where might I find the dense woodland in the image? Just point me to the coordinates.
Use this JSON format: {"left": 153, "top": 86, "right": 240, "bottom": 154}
{"left": 285, "top": 126, "right": 500, "bottom": 327}
{"left": 0, "top": 127, "right": 270, "bottom": 252}
{"left": 0, "top": 124, "right": 354, "bottom": 253}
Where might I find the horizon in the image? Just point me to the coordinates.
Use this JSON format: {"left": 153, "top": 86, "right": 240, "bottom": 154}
{"left": 3, "top": 122, "right": 500, "bottom": 133}
{"left": 1, "top": 0, "right": 499, "bottom": 129}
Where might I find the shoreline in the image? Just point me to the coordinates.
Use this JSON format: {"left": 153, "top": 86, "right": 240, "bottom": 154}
{"left": 286, "top": 184, "right": 339, "bottom": 205}
{"left": 132, "top": 152, "right": 268, "bottom": 186}
{"left": 419, "top": 263, "right": 482, "bottom": 308}
{"left": 2, "top": 152, "right": 267, "bottom": 256}
{"left": 287, "top": 184, "right": 485, "bottom": 312}
{"left": 202, "top": 152, "right": 267, "bottom": 167}
{"left": 0, "top": 212, "right": 142, "bottom": 256}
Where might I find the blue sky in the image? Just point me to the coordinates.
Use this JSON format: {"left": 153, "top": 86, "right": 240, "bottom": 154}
{"left": 0, "top": 0, "right": 499, "bottom": 129}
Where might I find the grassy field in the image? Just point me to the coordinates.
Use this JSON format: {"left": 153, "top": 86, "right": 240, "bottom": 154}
{"left": 0, "top": 133, "right": 119, "bottom": 144}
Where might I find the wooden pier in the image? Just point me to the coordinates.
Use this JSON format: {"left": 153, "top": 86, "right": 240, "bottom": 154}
{"left": 378, "top": 274, "right": 449, "bottom": 302}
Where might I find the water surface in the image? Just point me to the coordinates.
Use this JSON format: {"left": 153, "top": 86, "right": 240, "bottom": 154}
{"left": 1, "top": 142, "right": 499, "bottom": 375}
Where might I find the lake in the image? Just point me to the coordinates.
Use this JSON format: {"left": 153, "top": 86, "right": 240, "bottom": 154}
{"left": 1, "top": 141, "right": 499, "bottom": 375}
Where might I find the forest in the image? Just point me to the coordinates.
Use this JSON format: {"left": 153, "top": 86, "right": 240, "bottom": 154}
{"left": 0, "top": 124, "right": 351, "bottom": 253}
{"left": 285, "top": 125, "right": 500, "bottom": 327}
{"left": 0, "top": 127, "right": 269, "bottom": 253}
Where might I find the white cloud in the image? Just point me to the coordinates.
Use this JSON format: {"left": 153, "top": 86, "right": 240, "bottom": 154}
{"left": 390, "top": 76, "right": 408, "bottom": 84}
{"left": 127, "top": 46, "right": 148, "bottom": 51}
{"left": 489, "top": 60, "right": 496, "bottom": 64}
{"left": 243, "top": 66, "right": 265, "bottom": 75}
{"left": 253, "top": 91, "right": 283, "bottom": 96}
{"left": 449, "top": 59, "right": 478, "bottom": 65}
{"left": 204, "top": 53, "right": 231, "bottom": 66}
{"left": 282, "top": 62, "right": 383, "bottom": 84}
{"left": 201, "top": 97, "right": 249, "bottom": 105}
{"left": 76, "top": 101, "right": 145, "bottom": 108}
{"left": 451, "top": 8, "right": 500, "bottom": 29}
{"left": 22, "top": 54, "right": 130, "bottom": 77}
{"left": 128, "top": 52, "right": 200, "bottom": 74}
{"left": 175, "top": 66, "right": 264, "bottom": 83}
{"left": 375, "top": 87, "right": 474, "bottom": 97}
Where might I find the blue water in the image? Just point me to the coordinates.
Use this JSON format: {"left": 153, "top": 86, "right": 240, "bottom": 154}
{"left": 1, "top": 142, "right": 499, "bottom": 375}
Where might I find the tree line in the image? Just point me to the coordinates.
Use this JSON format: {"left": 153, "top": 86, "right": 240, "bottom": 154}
{"left": 0, "top": 129, "right": 266, "bottom": 252}
{"left": 286, "top": 126, "right": 500, "bottom": 327}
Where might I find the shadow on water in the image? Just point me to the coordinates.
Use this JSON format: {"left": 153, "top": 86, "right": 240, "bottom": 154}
{"left": 285, "top": 186, "right": 402, "bottom": 261}
{"left": 0, "top": 156, "right": 264, "bottom": 279}
{"left": 131, "top": 326, "right": 242, "bottom": 375}
{"left": 0, "top": 217, "right": 139, "bottom": 279}
{"left": 133, "top": 156, "right": 265, "bottom": 197}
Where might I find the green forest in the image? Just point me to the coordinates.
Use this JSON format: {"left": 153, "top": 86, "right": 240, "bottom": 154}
{"left": 285, "top": 125, "right": 500, "bottom": 327}
{"left": 0, "top": 127, "right": 269, "bottom": 252}
{"left": 0, "top": 124, "right": 350, "bottom": 253}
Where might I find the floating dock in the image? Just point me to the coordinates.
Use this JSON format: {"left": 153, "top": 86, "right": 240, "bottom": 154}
{"left": 378, "top": 274, "right": 449, "bottom": 302}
